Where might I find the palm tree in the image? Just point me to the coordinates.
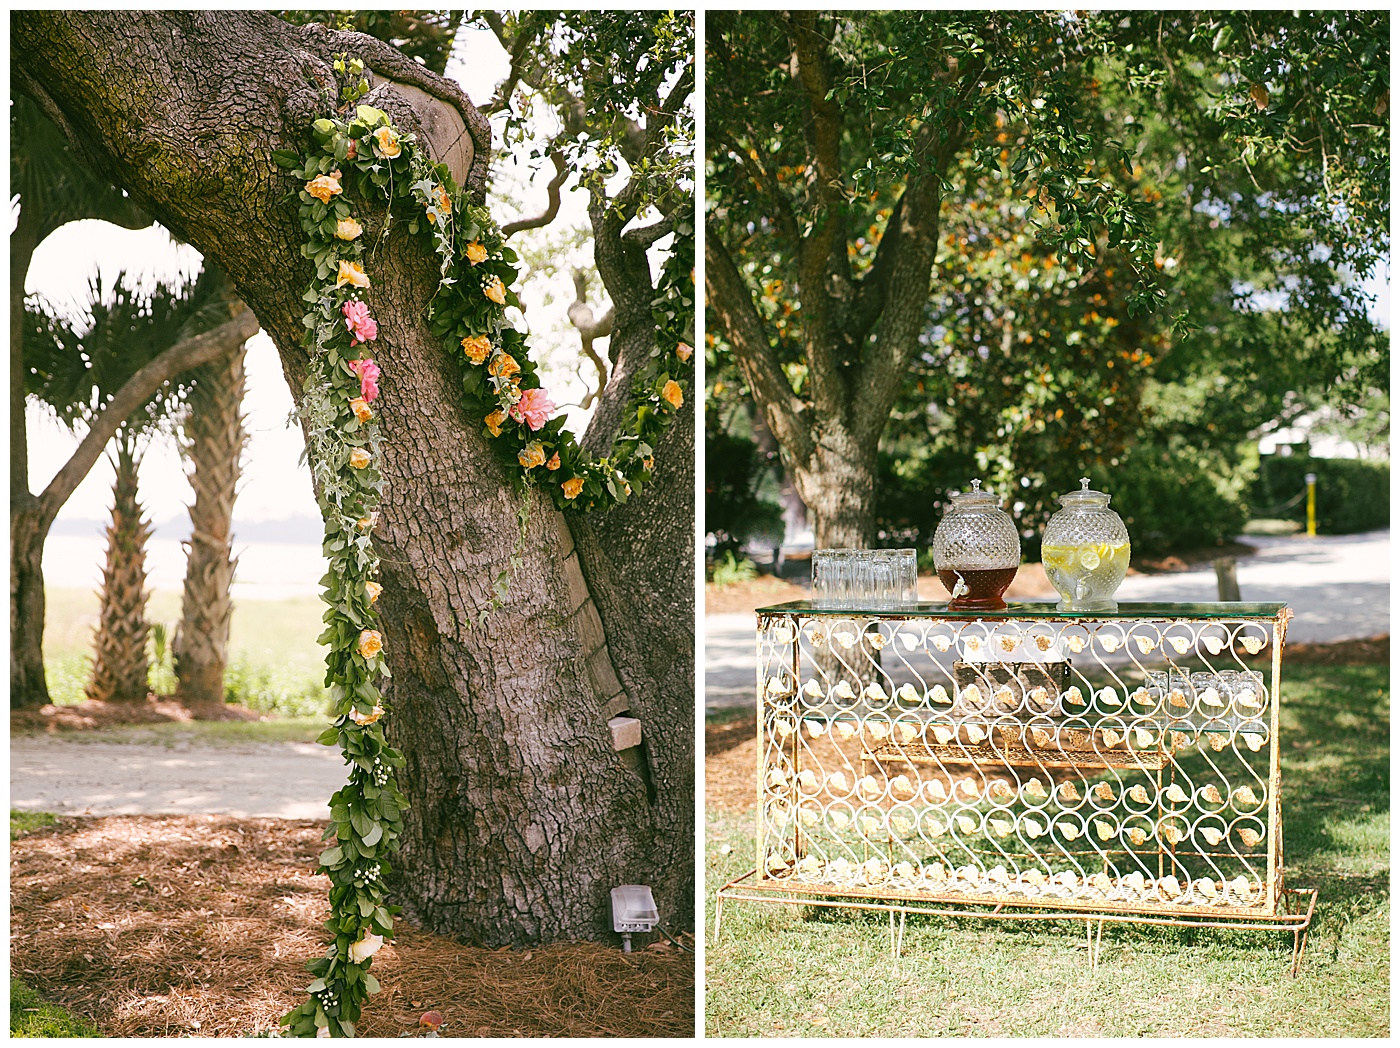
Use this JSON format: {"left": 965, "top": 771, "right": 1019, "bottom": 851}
{"left": 26, "top": 269, "right": 235, "bottom": 703}
{"left": 11, "top": 92, "right": 259, "bottom": 707}
{"left": 174, "top": 340, "right": 249, "bottom": 703}
{"left": 87, "top": 428, "right": 154, "bottom": 702}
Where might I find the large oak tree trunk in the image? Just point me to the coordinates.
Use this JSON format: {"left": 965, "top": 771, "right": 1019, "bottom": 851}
{"left": 12, "top": 11, "right": 692, "bottom": 943}
{"left": 175, "top": 343, "right": 248, "bottom": 703}
{"left": 791, "top": 430, "right": 879, "bottom": 551}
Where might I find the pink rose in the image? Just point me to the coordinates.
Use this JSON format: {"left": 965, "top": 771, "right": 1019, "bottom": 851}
{"left": 348, "top": 357, "right": 381, "bottom": 403}
{"left": 342, "top": 300, "right": 378, "bottom": 345}
{"left": 509, "top": 387, "right": 555, "bottom": 431}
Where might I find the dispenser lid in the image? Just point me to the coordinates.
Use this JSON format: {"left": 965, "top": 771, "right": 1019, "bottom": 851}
{"left": 1058, "top": 477, "right": 1112, "bottom": 506}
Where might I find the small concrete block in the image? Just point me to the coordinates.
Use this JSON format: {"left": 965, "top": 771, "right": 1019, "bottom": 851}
{"left": 609, "top": 716, "right": 642, "bottom": 752}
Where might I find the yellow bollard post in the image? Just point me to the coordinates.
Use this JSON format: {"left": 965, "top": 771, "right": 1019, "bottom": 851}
{"left": 1304, "top": 472, "right": 1317, "bottom": 537}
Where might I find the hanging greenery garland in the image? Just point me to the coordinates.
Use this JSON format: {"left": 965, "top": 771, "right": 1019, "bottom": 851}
{"left": 276, "top": 63, "right": 692, "bottom": 1037}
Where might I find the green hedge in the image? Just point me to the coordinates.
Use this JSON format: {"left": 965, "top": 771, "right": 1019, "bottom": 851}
{"left": 1253, "top": 455, "right": 1390, "bottom": 534}
{"left": 1107, "top": 441, "right": 1251, "bottom": 556}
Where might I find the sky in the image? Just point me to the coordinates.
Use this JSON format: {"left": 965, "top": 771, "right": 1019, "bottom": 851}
{"left": 23, "top": 23, "right": 607, "bottom": 540}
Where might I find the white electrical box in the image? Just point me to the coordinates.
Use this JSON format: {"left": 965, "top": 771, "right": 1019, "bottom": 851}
{"left": 610, "top": 884, "right": 659, "bottom": 933}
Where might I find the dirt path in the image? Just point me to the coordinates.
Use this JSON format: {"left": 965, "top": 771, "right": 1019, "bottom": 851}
{"left": 10, "top": 737, "right": 348, "bottom": 819}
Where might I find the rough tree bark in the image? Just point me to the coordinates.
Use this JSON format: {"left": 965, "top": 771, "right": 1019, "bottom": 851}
{"left": 86, "top": 433, "right": 153, "bottom": 703}
{"left": 12, "top": 11, "right": 693, "bottom": 943}
{"left": 175, "top": 342, "right": 249, "bottom": 704}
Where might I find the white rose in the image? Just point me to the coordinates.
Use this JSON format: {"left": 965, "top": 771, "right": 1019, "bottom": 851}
{"left": 349, "top": 931, "right": 384, "bottom": 963}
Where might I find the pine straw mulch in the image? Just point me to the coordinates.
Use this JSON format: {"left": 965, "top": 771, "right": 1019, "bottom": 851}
{"left": 10, "top": 814, "right": 693, "bottom": 1038}
{"left": 12, "top": 696, "right": 265, "bottom": 735}
{"left": 705, "top": 634, "right": 1390, "bottom": 815}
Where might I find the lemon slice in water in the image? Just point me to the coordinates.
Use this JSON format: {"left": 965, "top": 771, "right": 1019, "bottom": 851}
{"left": 1078, "top": 548, "right": 1101, "bottom": 570}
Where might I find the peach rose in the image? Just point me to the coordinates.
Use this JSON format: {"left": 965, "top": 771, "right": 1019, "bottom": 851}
{"left": 335, "top": 217, "right": 363, "bottom": 241}
{"left": 349, "top": 704, "right": 384, "bottom": 726}
{"left": 465, "top": 241, "right": 488, "bottom": 265}
{"left": 562, "top": 476, "right": 585, "bottom": 500}
{"left": 305, "top": 171, "right": 342, "bottom": 203}
{"left": 372, "top": 126, "right": 401, "bottom": 159}
{"left": 357, "top": 630, "right": 383, "bottom": 660}
{"left": 357, "top": 511, "right": 379, "bottom": 531}
{"left": 546, "top": 452, "right": 561, "bottom": 471}
{"left": 676, "top": 342, "right": 693, "bottom": 362}
{"left": 484, "top": 409, "right": 506, "bottom": 437}
{"left": 517, "top": 441, "right": 546, "bottom": 469}
{"left": 365, "top": 581, "right": 382, "bottom": 603}
{"left": 483, "top": 276, "right": 507, "bottom": 305}
{"left": 349, "top": 447, "right": 372, "bottom": 469}
{"left": 435, "top": 185, "right": 451, "bottom": 214}
{"left": 643, "top": 455, "right": 655, "bottom": 472}
{"left": 336, "top": 260, "right": 370, "bottom": 289}
{"left": 487, "top": 353, "right": 520, "bottom": 378}
{"left": 662, "top": 380, "right": 684, "bottom": 409}
{"left": 349, "top": 397, "right": 374, "bottom": 423}
{"left": 461, "top": 334, "right": 491, "bottom": 364}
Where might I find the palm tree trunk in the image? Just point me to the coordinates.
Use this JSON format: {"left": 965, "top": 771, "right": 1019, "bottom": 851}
{"left": 174, "top": 342, "right": 247, "bottom": 703}
{"left": 87, "top": 432, "right": 153, "bottom": 703}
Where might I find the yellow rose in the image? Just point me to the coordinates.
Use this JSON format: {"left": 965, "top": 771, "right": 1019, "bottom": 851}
{"left": 465, "top": 241, "right": 489, "bottom": 265}
{"left": 336, "top": 260, "right": 370, "bottom": 289}
{"left": 517, "top": 441, "right": 546, "bottom": 470}
{"left": 484, "top": 409, "right": 506, "bottom": 437}
{"left": 357, "top": 629, "right": 383, "bottom": 660}
{"left": 487, "top": 353, "right": 520, "bottom": 378}
{"left": 365, "top": 581, "right": 382, "bottom": 603}
{"left": 305, "top": 171, "right": 342, "bottom": 203}
{"left": 357, "top": 511, "right": 379, "bottom": 531}
{"left": 643, "top": 456, "right": 655, "bottom": 472}
{"left": 435, "top": 185, "right": 451, "bottom": 215}
{"left": 483, "top": 276, "right": 507, "bottom": 305}
{"left": 335, "top": 217, "right": 363, "bottom": 241}
{"left": 562, "top": 476, "right": 585, "bottom": 500}
{"left": 460, "top": 334, "right": 491, "bottom": 364}
{"left": 676, "top": 342, "right": 693, "bottom": 362}
{"left": 349, "top": 397, "right": 373, "bottom": 423}
{"left": 546, "top": 452, "right": 561, "bottom": 471}
{"left": 372, "top": 126, "right": 402, "bottom": 159}
{"left": 349, "top": 447, "right": 372, "bottom": 469}
{"left": 662, "top": 380, "right": 684, "bottom": 409}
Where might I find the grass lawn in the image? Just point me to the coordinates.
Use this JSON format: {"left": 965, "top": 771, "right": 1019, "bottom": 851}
{"left": 11, "top": 978, "right": 99, "bottom": 1037}
{"left": 704, "top": 663, "right": 1389, "bottom": 1037}
{"left": 42, "top": 588, "right": 329, "bottom": 715}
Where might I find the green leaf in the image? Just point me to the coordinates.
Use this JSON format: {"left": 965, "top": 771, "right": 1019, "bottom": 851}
{"left": 272, "top": 149, "right": 302, "bottom": 170}
{"left": 319, "top": 846, "right": 344, "bottom": 867}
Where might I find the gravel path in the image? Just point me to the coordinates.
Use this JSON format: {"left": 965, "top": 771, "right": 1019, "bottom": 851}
{"left": 10, "top": 737, "right": 348, "bottom": 819}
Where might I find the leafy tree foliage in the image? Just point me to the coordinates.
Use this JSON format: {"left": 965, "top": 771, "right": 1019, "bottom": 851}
{"left": 707, "top": 10, "right": 1387, "bottom": 554}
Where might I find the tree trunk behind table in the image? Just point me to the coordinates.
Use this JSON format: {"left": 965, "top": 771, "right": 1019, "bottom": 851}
{"left": 12, "top": 10, "right": 693, "bottom": 944}
{"left": 175, "top": 342, "right": 248, "bottom": 704}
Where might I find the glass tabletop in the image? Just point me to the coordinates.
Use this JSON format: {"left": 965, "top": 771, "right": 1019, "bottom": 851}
{"left": 755, "top": 600, "right": 1289, "bottom": 620}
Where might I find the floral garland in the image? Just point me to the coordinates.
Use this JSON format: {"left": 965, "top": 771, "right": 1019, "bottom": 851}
{"left": 275, "top": 75, "right": 692, "bottom": 1038}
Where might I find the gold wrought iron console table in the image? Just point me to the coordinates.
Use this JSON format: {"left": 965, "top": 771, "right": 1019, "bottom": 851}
{"left": 715, "top": 601, "right": 1316, "bottom": 973}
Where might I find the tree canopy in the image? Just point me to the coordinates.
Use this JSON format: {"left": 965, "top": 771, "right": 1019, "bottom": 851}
{"left": 706, "top": 10, "right": 1388, "bottom": 553}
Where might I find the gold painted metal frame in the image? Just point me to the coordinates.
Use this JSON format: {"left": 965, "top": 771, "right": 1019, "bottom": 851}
{"left": 715, "top": 601, "right": 1317, "bottom": 974}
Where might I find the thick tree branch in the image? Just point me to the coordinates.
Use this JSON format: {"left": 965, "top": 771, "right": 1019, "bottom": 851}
{"left": 37, "top": 306, "right": 258, "bottom": 530}
{"left": 500, "top": 151, "right": 568, "bottom": 237}
{"left": 784, "top": 12, "right": 847, "bottom": 421}
{"left": 621, "top": 215, "right": 675, "bottom": 250}
{"left": 705, "top": 227, "right": 815, "bottom": 468}
{"left": 567, "top": 269, "right": 613, "bottom": 407}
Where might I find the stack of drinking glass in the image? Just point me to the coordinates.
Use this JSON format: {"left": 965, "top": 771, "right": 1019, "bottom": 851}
{"left": 811, "top": 548, "right": 918, "bottom": 610}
